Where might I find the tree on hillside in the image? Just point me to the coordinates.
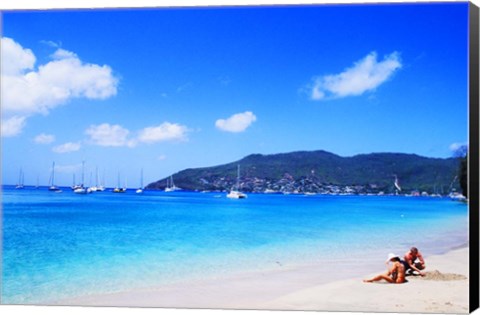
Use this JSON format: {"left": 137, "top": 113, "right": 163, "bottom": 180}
{"left": 459, "top": 154, "right": 468, "bottom": 198}
{"left": 453, "top": 145, "right": 468, "bottom": 198}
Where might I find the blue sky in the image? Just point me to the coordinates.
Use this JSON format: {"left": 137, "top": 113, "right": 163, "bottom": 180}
{"left": 1, "top": 3, "right": 470, "bottom": 187}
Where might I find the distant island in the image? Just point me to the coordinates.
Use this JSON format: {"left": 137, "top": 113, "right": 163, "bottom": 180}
{"left": 146, "top": 150, "right": 461, "bottom": 195}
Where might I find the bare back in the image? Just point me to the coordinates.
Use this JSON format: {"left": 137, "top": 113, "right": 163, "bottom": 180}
{"left": 392, "top": 261, "right": 406, "bottom": 283}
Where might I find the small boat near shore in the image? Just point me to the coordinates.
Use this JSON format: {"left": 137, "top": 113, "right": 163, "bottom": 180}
{"left": 165, "top": 175, "right": 181, "bottom": 192}
{"left": 227, "top": 165, "right": 247, "bottom": 199}
{"left": 449, "top": 192, "right": 466, "bottom": 202}
{"left": 227, "top": 190, "right": 247, "bottom": 199}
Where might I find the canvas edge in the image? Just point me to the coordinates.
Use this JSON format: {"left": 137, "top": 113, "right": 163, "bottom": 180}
{"left": 0, "top": 2, "right": 477, "bottom": 314}
{"left": 469, "top": 1, "right": 480, "bottom": 313}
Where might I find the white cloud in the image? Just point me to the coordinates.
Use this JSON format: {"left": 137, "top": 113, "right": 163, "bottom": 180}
{"left": 1, "top": 37, "right": 118, "bottom": 136}
{"left": 1, "top": 37, "right": 36, "bottom": 76}
{"left": 85, "top": 122, "right": 190, "bottom": 148}
{"left": 51, "top": 48, "right": 78, "bottom": 60}
{"left": 449, "top": 142, "right": 468, "bottom": 152}
{"left": 53, "top": 142, "right": 81, "bottom": 153}
{"left": 40, "top": 40, "right": 61, "bottom": 48}
{"left": 158, "top": 154, "right": 167, "bottom": 161}
{"left": 215, "top": 111, "right": 257, "bottom": 133}
{"left": 34, "top": 133, "right": 56, "bottom": 144}
{"left": 1, "top": 116, "right": 27, "bottom": 137}
{"left": 309, "top": 51, "right": 402, "bottom": 100}
{"left": 85, "top": 123, "right": 134, "bottom": 147}
{"left": 138, "top": 122, "right": 189, "bottom": 143}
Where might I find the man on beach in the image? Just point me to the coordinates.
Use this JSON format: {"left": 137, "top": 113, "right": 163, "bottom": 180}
{"left": 403, "top": 247, "right": 426, "bottom": 276}
{"left": 363, "top": 253, "right": 406, "bottom": 284}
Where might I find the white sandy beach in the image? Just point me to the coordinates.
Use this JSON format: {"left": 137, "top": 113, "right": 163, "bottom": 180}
{"left": 265, "top": 247, "right": 469, "bottom": 314}
{"left": 58, "top": 246, "right": 470, "bottom": 314}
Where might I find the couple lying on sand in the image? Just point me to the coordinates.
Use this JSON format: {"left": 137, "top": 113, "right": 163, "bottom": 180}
{"left": 363, "top": 247, "right": 426, "bottom": 284}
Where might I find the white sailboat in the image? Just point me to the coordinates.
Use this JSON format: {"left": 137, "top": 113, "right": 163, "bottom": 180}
{"left": 165, "top": 175, "right": 181, "bottom": 192}
{"left": 394, "top": 174, "right": 402, "bottom": 195}
{"left": 48, "top": 162, "right": 61, "bottom": 192}
{"left": 97, "top": 169, "right": 106, "bottom": 192}
{"left": 74, "top": 186, "right": 88, "bottom": 194}
{"left": 15, "top": 168, "right": 25, "bottom": 189}
{"left": 136, "top": 169, "right": 144, "bottom": 194}
{"left": 71, "top": 173, "right": 82, "bottom": 190}
{"left": 227, "top": 165, "right": 247, "bottom": 199}
{"left": 74, "top": 161, "right": 90, "bottom": 194}
{"left": 88, "top": 167, "right": 101, "bottom": 192}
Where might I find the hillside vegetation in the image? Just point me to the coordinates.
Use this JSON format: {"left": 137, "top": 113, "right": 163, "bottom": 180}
{"left": 146, "top": 150, "right": 460, "bottom": 194}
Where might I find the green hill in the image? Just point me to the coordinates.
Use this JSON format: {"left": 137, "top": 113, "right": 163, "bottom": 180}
{"left": 146, "top": 150, "right": 460, "bottom": 194}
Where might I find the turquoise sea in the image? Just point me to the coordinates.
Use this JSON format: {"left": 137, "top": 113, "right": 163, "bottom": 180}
{"left": 1, "top": 186, "right": 468, "bottom": 304}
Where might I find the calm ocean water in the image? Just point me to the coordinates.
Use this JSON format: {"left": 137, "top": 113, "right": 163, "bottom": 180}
{"left": 1, "top": 186, "right": 468, "bottom": 304}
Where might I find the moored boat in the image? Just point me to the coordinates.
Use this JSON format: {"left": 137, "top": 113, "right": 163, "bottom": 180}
{"left": 165, "top": 175, "right": 181, "bottom": 192}
{"left": 15, "top": 168, "right": 25, "bottom": 189}
{"left": 74, "top": 161, "right": 91, "bottom": 194}
{"left": 48, "top": 162, "right": 61, "bottom": 192}
{"left": 227, "top": 165, "right": 247, "bottom": 199}
{"left": 136, "top": 169, "right": 144, "bottom": 194}
{"left": 113, "top": 172, "right": 126, "bottom": 193}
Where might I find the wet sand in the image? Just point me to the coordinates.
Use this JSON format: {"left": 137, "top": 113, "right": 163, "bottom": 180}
{"left": 58, "top": 247, "right": 469, "bottom": 314}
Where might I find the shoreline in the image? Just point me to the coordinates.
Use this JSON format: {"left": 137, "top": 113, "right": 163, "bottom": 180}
{"left": 3, "top": 190, "right": 468, "bottom": 307}
{"left": 55, "top": 246, "right": 469, "bottom": 313}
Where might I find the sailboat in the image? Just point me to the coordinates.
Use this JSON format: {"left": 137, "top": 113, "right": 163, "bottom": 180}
{"left": 136, "top": 169, "right": 144, "bottom": 194}
{"left": 113, "top": 172, "right": 126, "bottom": 193}
{"left": 394, "top": 175, "right": 402, "bottom": 195}
{"left": 165, "top": 175, "right": 181, "bottom": 192}
{"left": 74, "top": 161, "right": 90, "bottom": 194}
{"left": 71, "top": 173, "right": 82, "bottom": 190}
{"left": 227, "top": 165, "right": 247, "bottom": 199}
{"left": 15, "top": 168, "right": 25, "bottom": 189}
{"left": 48, "top": 162, "right": 61, "bottom": 192}
{"left": 97, "top": 169, "right": 106, "bottom": 192}
{"left": 88, "top": 167, "right": 100, "bottom": 192}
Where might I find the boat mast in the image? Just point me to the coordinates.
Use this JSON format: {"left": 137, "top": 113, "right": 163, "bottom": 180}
{"left": 52, "top": 162, "right": 56, "bottom": 186}
{"left": 81, "top": 161, "right": 85, "bottom": 187}
{"left": 96, "top": 167, "right": 99, "bottom": 187}
{"left": 237, "top": 165, "right": 240, "bottom": 191}
{"left": 18, "top": 168, "right": 23, "bottom": 186}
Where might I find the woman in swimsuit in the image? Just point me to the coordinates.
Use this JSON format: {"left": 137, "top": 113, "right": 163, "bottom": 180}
{"left": 363, "top": 253, "right": 406, "bottom": 284}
